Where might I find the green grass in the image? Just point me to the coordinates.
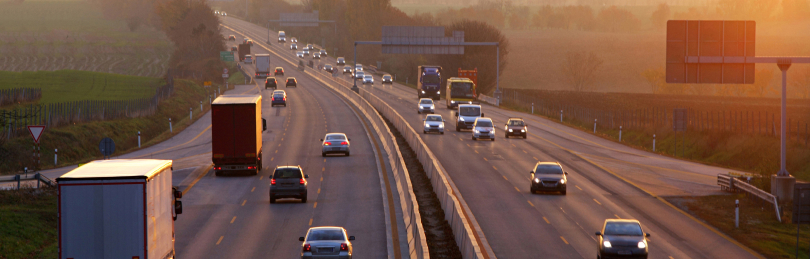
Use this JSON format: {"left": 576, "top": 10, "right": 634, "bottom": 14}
{"left": 0, "top": 187, "right": 58, "bottom": 258}
{"left": 667, "top": 194, "right": 810, "bottom": 259}
{"left": 0, "top": 70, "right": 162, "bottom": 104}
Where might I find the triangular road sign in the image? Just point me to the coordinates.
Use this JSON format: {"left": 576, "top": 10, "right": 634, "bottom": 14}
{"left": 27, "top": 125, "right": 45, "bottom": 144}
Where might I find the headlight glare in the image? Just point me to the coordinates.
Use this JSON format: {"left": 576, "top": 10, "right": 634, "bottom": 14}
{"left": 521, "top": 129, "right": 526, "bottom": 132}
{"left": 508, "top": 129, "right": 513, "bottom": 132}
{"left": 603, "top": 241, "right": 612, "bottom": 248}
{"left": 439, "top": 124, "right": 444, "bottom": 128}
{"left": 638, "top": 241, "right": 646, "bottom": 249}
{"left": 534, "top": 178, "right": 540, "bottom": 183}
{"left": 560, "top": 179, "right": 565, "bottom": 184}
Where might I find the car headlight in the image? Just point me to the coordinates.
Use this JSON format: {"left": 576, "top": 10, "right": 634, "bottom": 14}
{"left": 439, "top": 124, "right": 444, "bottom": 128}
{"left": 534, "top": 178, "right": 540, "bottom": 183}
{"left": 559, "top": 179, "right": 565, "bottom": 184}
{"left": 458, "top": 117, "right": 465, "bottom": 122}
{"left": 474, "top": 129, "right": 480, "bottom": 133}
{"left": 430, "top": 105, "right": 435, "bottom": 109}
{"left": 421, "top": 90, "right": 425, "bottom": 94}
{"left": 508, "top": 129, "right": 513, "bottom": 132}
{"left": 638, "top": 241, "right": 646, "bottom": 249}
{"left": 451, "top": 100, "right": 455, "bottom": 103}
{"left": 603, "top": 241, "right": 612, "bottom": 248}
{"left": 521, "top": 129, "right": 526, "bottom": 132}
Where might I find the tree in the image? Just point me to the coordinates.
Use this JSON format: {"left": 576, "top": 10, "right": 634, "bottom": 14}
{"left": 561, "top": 51, "right": 603, "bottom": 92}
{"left": 641, "top": 68, "right": 664, "bottom": 94}
{"left": 650, "top": 3, "right": 670, "bottom": 30}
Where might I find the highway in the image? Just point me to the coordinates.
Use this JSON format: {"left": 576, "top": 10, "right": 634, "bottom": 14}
{"left": 222, "top": 16, "right": 762, "bottom": 259}
{"left": 36, "top": 36, "right": 395, "bottom": 258}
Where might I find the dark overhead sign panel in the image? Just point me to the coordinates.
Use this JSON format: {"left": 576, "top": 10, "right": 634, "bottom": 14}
{"left": 666, "top": 20, "right": 756, "bottom": 84}
{"left": 381, "top": 26, "right": 465, "bottom": 54}
{"left": 280, "top": 12, "right": 319, "bottom": 27}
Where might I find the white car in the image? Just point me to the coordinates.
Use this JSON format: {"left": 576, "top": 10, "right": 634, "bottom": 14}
{"left": 321, "top": 133, "right": 350, "bottom": 156}
{"left": 362, "top": 74, "right": 373, "bottom": 84}
{"left": 299, "top": 227, "right": 354, "bottom": 259}
{"left": 472, "top": 117, "right": 495, "bottom": 141}
{"left": 354, "top": 71, "right": 364, "bottom": 79}
{"left": 303, "top": 50, "right": 310, "bottom": 56}
{"left": 355, "top": 64, "right": 363, "bottom": 72}
{"left": 291, "top": 43, "right": 298, "bottom": 50}
{"left": 297, "top": 51, "right": 305, "bottom": 58}
{"left": 319, "top": 49, "right": 328, "bottom": 57}
{"left": 243, "top": 55, "right": 253, "bottom": 64}
{"left": 417, "top": 98, "right": 434, "bottom": 114}
{"left": 291, "top": 37, "right": 298, "bottom": 43}
{"left": 423, "top": 114, "right": 445, "bottom": 134}
{"left": 221, "top": 12, "right": 227, "bottom": 16}
{"left": 313, "top": 53, "right": 321, "bottom": 59}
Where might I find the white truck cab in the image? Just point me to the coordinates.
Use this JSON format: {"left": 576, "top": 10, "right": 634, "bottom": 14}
{"left": 455, "top": 104, "right": 484, "bottom": 131}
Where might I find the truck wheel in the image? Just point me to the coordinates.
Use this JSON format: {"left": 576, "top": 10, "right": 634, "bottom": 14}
{"left": 561, "top": 189, "right": 567, "bottom": 195}
{"left": 441, "top": 132, "right": 444, "bottom": 135}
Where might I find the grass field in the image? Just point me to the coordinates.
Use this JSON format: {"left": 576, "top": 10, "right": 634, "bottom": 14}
{"left": 0, "top": 0, "right": 172, "bottom": 77}
{"left": 0, "top": 187, "right": 58, "bottom": 258}
{"left": 0, "top": 70, "right": 162, "bottom": 104}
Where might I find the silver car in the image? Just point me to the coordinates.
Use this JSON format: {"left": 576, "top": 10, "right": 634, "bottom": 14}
{"left": 300, "top": 227, "right": 355, "bottom": 259}
{"left": 417, "top": 98, "right": 434, "bottom": 114}
{"left": 354, "top": 71, "right": 364, "bottom": 79}
{"left": 303, "top": 49, "right": 310, "bottom": 56}
{"left": 269, "top": 165, "right": 308, "bottom": 203}
{"left": 313, "top": 53, "right": 321, "bottom": 59}
{"left": 297, "top": 51, "right": 304, "bottom": 58}
{"left": 423, "top": 114, "right": 445, "bottom": 134}
{"left": 321, "top": 133, "right": 350, "bottom": 156}
{"left": 291, "top": 43, "right": 298, "bottom": 50}
{"left": 472, "top": 117, "right": 495, "bottom": 141}
{"left": 362, "top": 75, "right": 374, "bottom": 84}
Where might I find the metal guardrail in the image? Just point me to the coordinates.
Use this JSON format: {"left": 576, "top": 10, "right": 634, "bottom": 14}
{"left": 0, "top": 173, "right": 57, "bottom": 189}
{"left": 718, "top": 174, "right": 781, "bottom": 222}
{"left": 478, "top": 94, "right": 499, "bottom": 107}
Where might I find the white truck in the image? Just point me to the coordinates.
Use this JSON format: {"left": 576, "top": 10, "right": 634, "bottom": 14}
{"left": 57, "top": 159, "right": 183, "bottom": 259}
{"left": 255, "top": 54, "right": 271, "bottom": 78}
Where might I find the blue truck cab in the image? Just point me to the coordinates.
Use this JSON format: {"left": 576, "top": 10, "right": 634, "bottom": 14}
{"left": 417, "top": 65, "right": 442, "bottom": 100}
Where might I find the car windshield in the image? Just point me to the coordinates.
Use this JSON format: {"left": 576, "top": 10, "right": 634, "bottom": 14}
{"left": 509, "top": 120, "right": 524, "bottom": 126}
{"left": 307, "top": 229, "right": 345, "bottom": 241}
{"left": 426, "top": 116, "right": 442, "bottom": 121}
{"left": 422, "top": 74, "right": 440, "bottom": 84}
{"left": 383, "top": 76, "right": 391, "bottom": 79}
{"left": 356, "top": 72, "right": 364, "bottom": 76}
{"left": 459, "top": 107, "right": 480, "bottom": 116}
{"left": 273, "top": 168, "right": 301, "bottom": 179}
{"left": 364, "top": 75, "right": 372, "bottom": 79}
{"left": 325, "top": 65, "right": 332, "bottom": 68}
{"left": 326, "top": 135, "right": 346, "bottom": 140}
{"left": 476, "top": 120, "right": 492, "bottom": 127}
{"left": 604, "top": 222, "right": 643, "bottom": 236}
{"left": 420, "top": 100, "right": 433, "bottom": 104}
{"left": 450, "top": 82, "right": 474, "bottom": 98}
{"left": 535, "top": 164, "right": 563, "bottom": 174}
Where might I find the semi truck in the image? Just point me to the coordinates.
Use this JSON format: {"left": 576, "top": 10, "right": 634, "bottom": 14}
{"left": 446, "top": 77, "right": 477, "bottom": 109}
{"left": 255, "top": 54, "right": 271, "bottom": 78}
{"left": 212, "top": 95, "right": 266, "bottom": 176}
{"left": 57, "top": 159, "right": 183, "bottom": 259}
{"left": 417, "top": 65, "right": 442, "bottom": 100}
{"left": 237, "top": 43, "right": 251, "bottom": 62}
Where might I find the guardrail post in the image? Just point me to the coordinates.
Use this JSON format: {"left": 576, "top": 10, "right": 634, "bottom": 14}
{"left": 653, "top": 134, "right": 656, "bottom": 152}
{"left": 169, "top": 118, "right": 173, "bottom": 133}
{"left": 531, "top": 103, "right": 534, "bottom": 114}
{"left": 36, "top": 173, "right": 40, "bottom": 188}
{"left": 735, "top": 199, "right": 739, "bottom": 228}
{"left": 560, "top": 110, "right": 563, "bottom": 122}
{"left": 138, "top": 131, "right": 141, "bottom": 148}
{"left": 54, "top": 149, "right": 58, "bottom": 165}
{"left": 594, "top": 119, "right": 597, "bottom": 133}
{"left": 619, "top": 126, "right": 623, "bottom": 141}
{"left": 189, "top": 107, "right": 193, "bottom": 120}
{"left": 200, "top": 101, "right": 203, "bottom": 112}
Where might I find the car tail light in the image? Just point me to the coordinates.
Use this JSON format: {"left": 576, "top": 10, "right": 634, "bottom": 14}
{"left": 300, "top": 179, "right": 305, "bottom": 184}
{"left": 324, "top": 142, "right": 331, "bottom": 146}
{"left": 248, "top": 166, "right": 255, "bottom": 169}
{"left": 271, "top": 97, "right": 275, "bottom": 101}
{"left": 340, "top": 141, "right": 348, "bottom": 145}
{"left": 283, "top": 97, "right": 286, "bottom": 101}
{"left": 271, "top": 179, "right": 276, "bottom": 185}
{"left": 215, "top": 166, "right": 221, "bottom": 170}
{"left": 303, "top": 244, "right": 311, "bottom": 252}
{"left": 340, "top": 243, "right": 348, "bottom": 251}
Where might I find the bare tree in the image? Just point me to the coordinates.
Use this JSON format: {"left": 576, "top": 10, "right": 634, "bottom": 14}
{"left": 641, "top": 67, "right": 664, "bottom": 94}
{"left": 562, "top": 51, "right": 602, "bottom": 92}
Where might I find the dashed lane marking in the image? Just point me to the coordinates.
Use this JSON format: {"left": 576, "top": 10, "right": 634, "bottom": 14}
{"left": 514, "top": 186, "right": 520, "bottom": 192}
{"left": 502, "top": 175, "right": 508, "bottom": 180}
{"left": 593, "top": 199, "right": 602, "bottom": 205}
{"left": 615, "top": 214, "right": 621, "bottom": 219}
{"left": 317, "top": 188, "right": 321, "bottom": 194}
{"left": 241, "top": 200, "right": 246, "bottom": 206}
{"left": 543, "top": 217, "right": 550, "bottom": 224}
{"left": 314, "top": 202, "right": 318, "bottom": 208}
{"left": 251, "top": 187, "right": 256, "bottom": 192}
{"left": 575, "top": 185, "right": 582, "bottom": 190}
{"left": 527, "top": 200, "right": 534, "bottom": 207}
{"left": 230, "top": 216, "right": 236, "bottom": 224}
{"left": 560, "top": 236, "right": 569, "bottom": 245}
{"left": 308, "top": 218, "right": 313, "bottom": 226}
{"left": 216, "top": 236, "right": 224, "bottom": 245}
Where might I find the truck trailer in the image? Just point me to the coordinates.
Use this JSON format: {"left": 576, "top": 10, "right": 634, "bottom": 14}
{"left": 57, "top": 159, "right": 183, "bottom": 259}
{"left": 255, "top": 54, "right": 271, "bottom": 78}
{"left": 212, "top": 95, "right": 266, "bottom": 176}
{"left": 417, "top": 65, "right": 442, "bottom": 100}
{"left": 237, "top": 43, "right": 251, "bottom": 62}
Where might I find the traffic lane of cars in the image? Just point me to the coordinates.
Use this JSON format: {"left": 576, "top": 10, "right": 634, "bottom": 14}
{"left": 219, "top": 41, "right": 387, "bottom": 258}
{"left": 365, "top": 86, "right": 699, "bottom": 258}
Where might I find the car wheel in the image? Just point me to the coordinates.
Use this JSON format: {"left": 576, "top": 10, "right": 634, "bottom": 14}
{"left": 523, "top": 135, "right": 527, "bottom": 139}
{"left": 491, "top": 138, "right": 495, "bottom": 141}
{"left": 269, "top": 195, "right": 276, "bottom": 203}
{"left": 214, "top": 170, "right": 222, "bottom": 176}
{"left": 345, "top": 151, "right": 350, "bottom": 156}
{"left": 440, "top": 132, "right": 444, "bottom": 135}
{"left": 529, "top": 187, "right": 535, "bottom": 194}
{"left": 505, "top": 134, "right": 508, "bottom": 138}
{"left": 472, "top": 136, "right": 476, "bottom": 140}
{"left": 301, "top": 195, "right": 307, "bottom": 203}
{"left": 423, "top": 130, "right": 427, "bottom": 134}
{"left": 561, "top": 189, "right": 567, "bottom": 195}
{"left": 322, "top": 152, "right": 326, "bottom": 157}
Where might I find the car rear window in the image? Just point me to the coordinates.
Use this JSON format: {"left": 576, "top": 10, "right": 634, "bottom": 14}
{"left": 534, "top": 164, "right": 563, "bottom": 174}
{"left": 273, "top": 168, "right": 302, "bottom": 179}
{"left": 273, "top": 93, "right": 284, "bottom": 98}
{"left": 326, "top": 135, "right": 346, "bottom": 140}
{"left": 604, "top": 222, "right": 643, "bottom": 236}
{"left": 307, "top": 229, "right": 345, "bottom": 241}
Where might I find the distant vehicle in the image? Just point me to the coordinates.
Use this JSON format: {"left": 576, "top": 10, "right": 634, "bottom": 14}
{"left": 297, "top": 51, "right": 305, "bottom": 58}
{"left": 243, "top": 54, "right": 253, "bottom": 64}
{"left": 455, "top": 104, "right": 483, "bottom": 131}
{"left": 303, "top": 49, "right": 310, "bottom": 56}
{"left": 423, "top": 114, "right": 445, "bottom": 134}
{"left": 243, "top": 38, "right": 249, "bottom": 44}
{"left": 337, "top": 57, "right": 346, "bottom": 65}
{"left": 319, "top": 49, "right": 328, "bottom": 57}
{"left": 418, "top": 65, "right": 442, "bottom": 100}
{"left": 382, "top": 74, "right": 393, "bottom": 84}
{"left": 265, "top": 77, "right": 278, "bottom": 89}
{"left": 446, "top": 77, "right": 476, "bottom": 108}
{"left": 362, "top": 74, "right": 373, "bottom": 84}
{"left": 275, "top": 67, "right": 285, "bottom": 76}
{"left": 221, "top": 12, "right": 227, "bottom": 16}
{"left": 596, "top": 219, "right": 650, "bottom": 259}
{"left": 299, "top": 227, "right": 355, "bottom": 259}
{"left": 313, "top": 53, "right": 321, "bottom": 59}
{"left": 471, "top": 117, "right": 495, "bottom": 141}
{"left": 324, "top": 64, "right": 334, "bottom": 73}
{"left": 417, "top": 98, "right": 434, "bottom": 114}
{"left": 291, "top": 43, "right": 298, "bottom": 50}
{"left": 248, "top": 40, "right": 254, "bottom": 46}
{"left": 353, "top": 71, "right": 364, "bottom": 80}
{"left": 529, "top": 162, "right": 567, "bottom": 194}
{"left": 271, "top": 90, "right": 287, "bottom": 107}
{"left": 321, "top": 133, "right": 351, "bottom": 156}
{"left": 343, "top": 66, "right": 352, "bottom": 74}
{"left": 231, "top": 46, "right": 238, "bottom": 51}
{"left": 291, "top": 37, "right": 298, "bottom": 43}
{"left": 228, "top": 35, "right": 235, "bottom": 41}
{"left": 215, "top": 11, "right": 220, "bottom": 14}
{"left": 355, "top": 63, "right": 363, "bottom": 72}
{"left": 270, "top": 165, "right": 308, "bottom": 203}
{"left": 255, "top": 54, "right": 271, "bottom": 78}
{"left": 238, "top": 43, "right": 251, "bottom": 61}
{"left": 57, "top": 159, "right": 182, "bottom": 259}
{"left": 286, "top": 77, "right": 298, "bottom": 88}
{"left": 504, "top": 117, "right": 527, "bottom": 139}
{"left": 278, "top": 31, "right": 286, "bottom": 43}
{"left": 211, "top": 95, "right": 266, "bottom": 176}
{"left": 306, "top": 44, "right": 314, "bottom": 50}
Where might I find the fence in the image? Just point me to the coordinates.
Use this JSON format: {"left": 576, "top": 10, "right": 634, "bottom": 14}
{"left": 0, "top": 88, "right": 42, "bottom": 106}
{"left": 2, "top": 83, "right": 173, "bottom": 139}
{"left": 502, "top": 88, "right": 810, "bottom": 143}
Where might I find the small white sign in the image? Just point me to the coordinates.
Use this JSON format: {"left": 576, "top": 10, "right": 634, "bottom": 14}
{"left": 222, "top": 74, "right": 229, "bottom": 78}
